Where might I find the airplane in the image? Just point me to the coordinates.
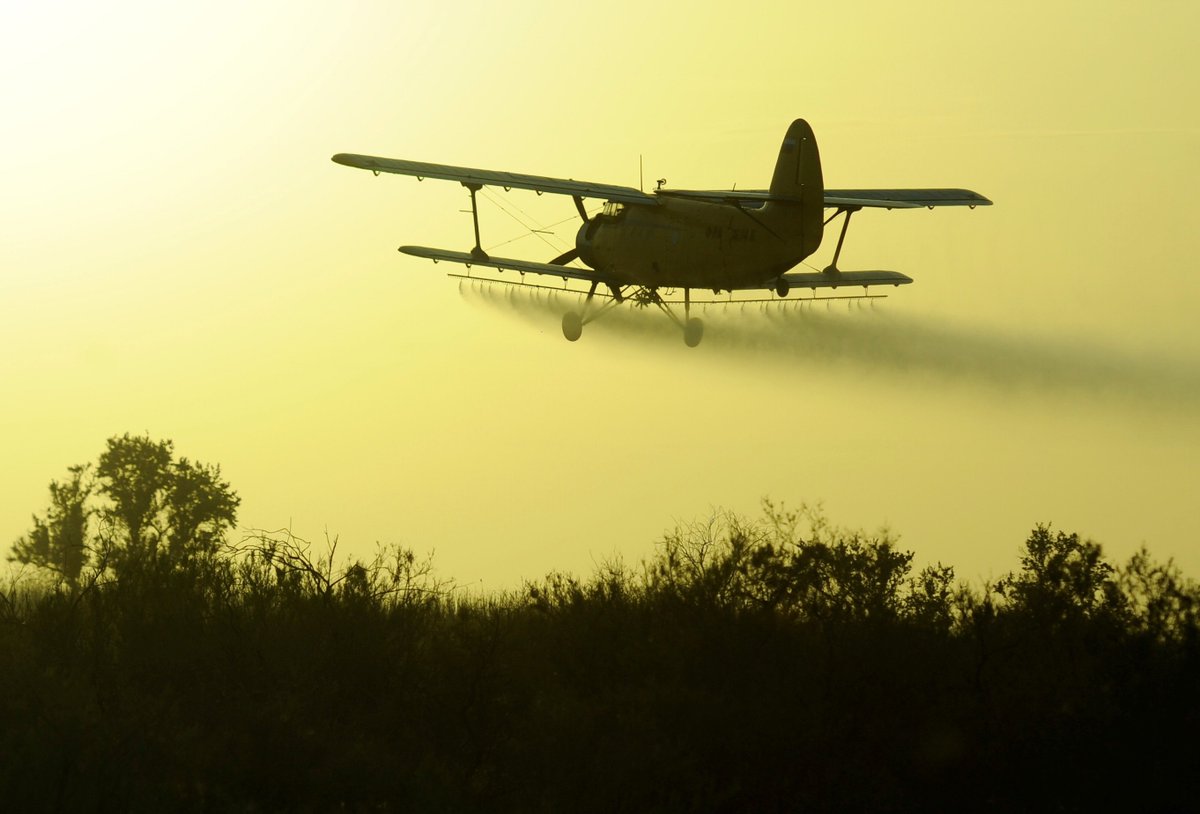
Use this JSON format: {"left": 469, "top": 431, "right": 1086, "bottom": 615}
{"left": 332, "top": 119, "right": 990, "bottom": 346}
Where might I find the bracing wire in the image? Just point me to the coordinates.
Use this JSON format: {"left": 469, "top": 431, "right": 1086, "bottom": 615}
{"left": 478, "top": 188, "right": 600, "bottom": 258}
{"left": 477, "top": 187, "right": 564, "bottom": 254}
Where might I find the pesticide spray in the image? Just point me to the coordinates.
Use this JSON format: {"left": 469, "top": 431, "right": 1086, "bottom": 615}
{"left": 459, "top": 279, "right": 1200, "bottom": 413}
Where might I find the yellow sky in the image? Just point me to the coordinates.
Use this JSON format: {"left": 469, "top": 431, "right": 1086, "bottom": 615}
{"left": 3, "top": 1, "right": 1199, "bottom": 588}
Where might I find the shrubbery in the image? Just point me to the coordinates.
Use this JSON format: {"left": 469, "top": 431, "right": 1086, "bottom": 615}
{"left": 3, "top": 440, "right": 1198, "bottom": 811}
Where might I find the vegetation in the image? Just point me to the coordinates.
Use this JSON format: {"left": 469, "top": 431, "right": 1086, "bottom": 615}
{"left": 10, "top": 434, "right": 238, "bottom": 588}
{"left": 3, "top": 438, "right": 1198, "bottom": 811}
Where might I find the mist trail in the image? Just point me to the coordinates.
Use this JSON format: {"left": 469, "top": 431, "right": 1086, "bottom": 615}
{"left": 458, "top": 277, "right": 680, "bottom": 341}
{"left": 458, "top": 280, "right": 1200, "bottom": 411}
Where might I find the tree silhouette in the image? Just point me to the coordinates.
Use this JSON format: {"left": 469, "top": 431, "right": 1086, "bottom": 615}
{"left": 9, "top": 464, "right": 91, "bottom": 587}
{"left": 95, "top": 433, "right": 173, "bottom": 566}
{"left": 994, "top": 524, "right": 1121, "bottom": 625}
{"left": 647, "top": 501, "right": 937, "bottom": 625}
{"left": 10, "top": 433, "right": 239, "bottom": 584}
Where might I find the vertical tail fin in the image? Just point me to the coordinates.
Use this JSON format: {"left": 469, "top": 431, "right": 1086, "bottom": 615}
{"left": 766, "top": 118, "right": 824, "bottom": 255}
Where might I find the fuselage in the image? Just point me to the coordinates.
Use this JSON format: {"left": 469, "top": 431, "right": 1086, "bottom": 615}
{"left": 575, "top": 196, "right": 822, "bottom": 291}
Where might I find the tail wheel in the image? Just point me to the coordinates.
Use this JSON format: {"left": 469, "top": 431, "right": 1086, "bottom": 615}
{"left": 684, "top": 317, "right": 704, "bottom": 348}
{"left": 562, "top": 311, "right": 583, "bottom": 342}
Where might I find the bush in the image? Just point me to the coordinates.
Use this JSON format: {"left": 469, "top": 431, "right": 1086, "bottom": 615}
{"left": 6, "top": 461, "right": 1199, "bottom": 811}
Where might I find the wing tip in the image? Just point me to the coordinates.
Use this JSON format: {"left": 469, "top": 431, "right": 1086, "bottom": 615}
{"left": 331, "top": 153, "right": 376, "bottom": 169}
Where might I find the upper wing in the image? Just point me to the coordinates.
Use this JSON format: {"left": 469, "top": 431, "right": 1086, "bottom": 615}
{"left": 654, "top": 187, "right": 991, "bottom": 209}
{"left": 654, "top": 189, "right": 778, "bottom": 207}
{"left": 334, "top": 153, "right": 989, "bottom": 210}
{"left": 332, "top": 154, "right": 657, "bottom": 206}
{"left": 824, "top": 189, "right": 992, "bottom": 208}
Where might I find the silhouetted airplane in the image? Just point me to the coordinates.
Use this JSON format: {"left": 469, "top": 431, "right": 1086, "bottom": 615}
{"left": 333, "top": 119, "right": 990, "bottom": 346}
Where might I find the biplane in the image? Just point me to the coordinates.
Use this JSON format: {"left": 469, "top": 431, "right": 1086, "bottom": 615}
{"left": 332, "top": 119, "right": 990, "bottom": 346}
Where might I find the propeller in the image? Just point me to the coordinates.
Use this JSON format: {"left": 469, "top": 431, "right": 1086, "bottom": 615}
{"left": 549, "top": 248, "right": 579, "bottom": 266}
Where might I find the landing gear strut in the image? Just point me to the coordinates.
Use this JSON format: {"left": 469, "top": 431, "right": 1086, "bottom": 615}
{"left": 561, "top": 284, "right": 703, "bottom": 347}
{"left": 681, "top": 288, "right": 704, "bottom": 347}
{"left": 561, "top": 280, "right": 622, "bottom": 343}
{"left": 647, "top": 286, "right": 703, "bottom": 347}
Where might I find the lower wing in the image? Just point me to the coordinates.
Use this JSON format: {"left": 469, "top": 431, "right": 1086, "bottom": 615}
{"left": 399, "top": 246, "right": 604, "bottom": 284}
{"left": 400, "top": 245, "right": 910, "bottom": 292}
{"left": 780, "top": 269, "right": 912, "bottom": 289}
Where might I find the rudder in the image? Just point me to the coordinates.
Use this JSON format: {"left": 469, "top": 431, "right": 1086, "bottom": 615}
{"left": 767, "top": 118, "right": 824, "bottom": 255}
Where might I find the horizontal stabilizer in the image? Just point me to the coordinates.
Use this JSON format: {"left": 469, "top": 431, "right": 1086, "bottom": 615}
{"left": 399, "top": 246, "right": 603, "bottom": 283}
{"left": 780, "top": 269, "right": 913, "bottom": 289}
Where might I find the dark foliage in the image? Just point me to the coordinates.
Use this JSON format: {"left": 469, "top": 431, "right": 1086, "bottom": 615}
{"left": 9, "top": 434, "right": 239, "bottom": 585}
{"left": 5, "top": 467, "right": 1199, "bottom": 811}
{"left": 10, "top": 464, "right": 91, "bottom": 588}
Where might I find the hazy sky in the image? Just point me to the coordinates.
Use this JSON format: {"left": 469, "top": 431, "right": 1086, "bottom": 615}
{"left": 4, "top": 1, "right": 1199, "bottom": 589}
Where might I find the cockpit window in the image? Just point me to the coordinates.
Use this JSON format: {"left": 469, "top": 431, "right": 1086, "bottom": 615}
{"left": 601, "top": 201, "right": 625, "bottom": 218}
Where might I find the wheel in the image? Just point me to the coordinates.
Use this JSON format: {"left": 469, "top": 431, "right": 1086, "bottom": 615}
{"left": 775, "top": 278, "right": 790, "bottom": 298}
{"left": 683, "top": 317, "right": 704, "bottom": 347}
{"left": 561, "top": 311, "right": 583, "bottom": 342}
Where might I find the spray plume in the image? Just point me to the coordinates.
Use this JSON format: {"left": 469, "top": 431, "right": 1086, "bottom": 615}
{"left": 459, "top": 281, "right": 1200, "bottom": 412}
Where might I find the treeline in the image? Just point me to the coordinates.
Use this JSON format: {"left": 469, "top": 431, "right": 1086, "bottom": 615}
{"left": 3, "top": 437, "right": 1198, "bottom": 812}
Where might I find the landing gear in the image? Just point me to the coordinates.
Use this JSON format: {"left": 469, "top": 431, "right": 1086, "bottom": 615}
{"left": 680, "top": 287, "right": 702, "bottom": 347}
{"left": 560, "top": 284, "right": 704, "bottom": 347}
{"left": 560, "top": 280, "right": 622, "bottom": 343}
{"left": 561, "top": 311, "right": 583, "bottom": 341}
{"left": 775, "top": 278, "right": 790, "bottom": 298}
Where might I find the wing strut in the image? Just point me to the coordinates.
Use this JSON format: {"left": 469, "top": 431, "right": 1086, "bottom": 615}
{"left": 823, "top": 206, "right": 860, "bottom": 275}
{"left": 465, "top": 183, "right": 487, "bottom": 260}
